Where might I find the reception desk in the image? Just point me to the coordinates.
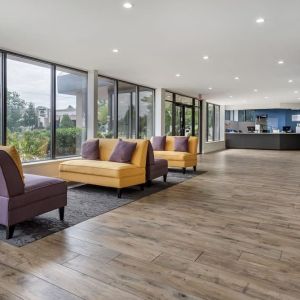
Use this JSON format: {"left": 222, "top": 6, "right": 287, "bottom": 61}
{"left": 226, "top": 133, "right": 300, "bottom": 150}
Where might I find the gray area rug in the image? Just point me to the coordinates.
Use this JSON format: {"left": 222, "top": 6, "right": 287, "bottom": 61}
{"left": 0, "top": 169, "right": 205, "bottom": 247}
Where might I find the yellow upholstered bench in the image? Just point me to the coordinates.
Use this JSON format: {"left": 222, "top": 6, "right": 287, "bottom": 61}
{"left": 59, "top": 139, "right": 148, "bottom": 197}
{"left": 153, "top": 136, "right": 198, "bottom": 173}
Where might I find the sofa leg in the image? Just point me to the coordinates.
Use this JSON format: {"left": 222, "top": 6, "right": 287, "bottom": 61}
{"left": 193, "top": 166, "right": 197, "bottom": 172}
{"left": 117, "top": 188, "right": 122, "bottom": 198}
{"left": 182, "top": 168, "right": 186, "bottom": 174}
{"left": 147, "top": 180, "right": 152, "bottom": 187}
{"left": 6, "top": 225, "right": 15, "bottom": 240}
{"left": 140, "top": 184, "right": 145, "bottom": 191}
{"left": 163, "top": 174, "right": 167, "bottom": 182}
{"left": 59, "top": 207, "right": 65, "bottom": 221}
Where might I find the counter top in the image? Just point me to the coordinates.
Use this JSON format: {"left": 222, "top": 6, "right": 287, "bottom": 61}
{"left": 226, "top": 132, "right": 300, "bottom": 135}
{"left": 226, "top": 132, "right": 300, "bottom": 150}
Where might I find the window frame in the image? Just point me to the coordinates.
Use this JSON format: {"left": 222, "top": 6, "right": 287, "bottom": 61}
{"left": 0, "top": 48, "right": 88, "bottom": 161}
{"left": 206, "top": 102, "right": 221, "bottom": 142}
{"left": 97, "top": 74, "right": 155, "bottom": 139}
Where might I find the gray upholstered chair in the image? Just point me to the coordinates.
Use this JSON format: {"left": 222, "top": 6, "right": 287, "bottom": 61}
{"left": 146, "top": 143, "right": 168, "bottom": 185}
{"left": 0, "top": 150, "right": 67, "bottom": 239}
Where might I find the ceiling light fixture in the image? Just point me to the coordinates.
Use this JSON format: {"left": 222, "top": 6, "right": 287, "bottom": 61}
{"left": 175, "top": 73, "right": 181, "bottom": 77}
{"left": 203, "top": 56, "right": 209, "bottom": 60}
{"left": 229, "top": 95, "right": 233, "bottom": 98}
{"left": 294, "top": 90, "right": 299, "bottom": 94}
{"left": 256, "top": 18, "right": 265, "bottom": 24}
{"left": 254, "top": 89, "right": 258, "bottom": 92}
{"left": 288, "top": 79, "right": 293, "bottom": 83}
{"left": 234, "top": 76, "right": 240, "bottom": 80}
{"left": 123, "top": 2, "right": 133, "bottom": 8}
{"left": 278, "top": 60, "right": 284, "bottom": 65}
{"left": 112, "top": 49, "right": 119, "bottom": 53}
{"left": 264, "top": 96, "right": 269, "bottom": 99}
{"left": 208, "top": 87, "right": 213, "bottom": 90}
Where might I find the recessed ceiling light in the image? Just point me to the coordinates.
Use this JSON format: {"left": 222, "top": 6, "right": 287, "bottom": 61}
{"left": 112, "top": 49, "right": 119, "bottom": 53}
{"left": 123, "top": 2, "right": 133, "bottom": 8}
{"left": 264, "top": 96, "right": 269, "bottom": 99}
{"left": 229, "top": 95, "right": 233, "bottom": 98}
{"left": 256, "top": 18, "right": 265, "bottom": 24}
{"left": 288, "top": 79, "right": 293, "bottom": 83}
{"left": 234, "top": 76, "right": 240, "bottom": 80}
{"left": 294, "top": 90, "right": 299, "bottom": 94}
{"left": 175, "top": 73, "right": 181, "bottom": 77}
{"left": 208, "top": 87, "right": 213, "bottom": 90}
{"left": 278, "top": 60, "right": 284, "bottom": 65}
{"left": 203, "top": 56, "right": 209, "bottom": 60}
{"left": 254, "top": 89, "right": 258, "bottom": 92}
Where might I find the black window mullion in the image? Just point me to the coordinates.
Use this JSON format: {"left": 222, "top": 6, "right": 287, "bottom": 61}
{"left": 114, "top": 80, "right": 118, "bottom": 138}
{"left": 1, "top": 52, "right": 7, "bottom": 145}
{"left": 51, "top": 65, "right": 56, "bottom": 159}
{"left": 136, "top": 86, "right": 140, "bottom": 139}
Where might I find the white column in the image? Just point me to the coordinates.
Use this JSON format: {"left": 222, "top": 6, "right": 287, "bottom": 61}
{"left": 155, "top": 88, "right": 166, "bottom": 136}
{"left": 87, "top": 70, "right": 98, "bottom": 139}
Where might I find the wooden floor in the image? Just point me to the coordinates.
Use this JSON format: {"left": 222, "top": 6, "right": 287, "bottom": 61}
{"left": 1, "top": 149, "right": 300, "bottom": 299}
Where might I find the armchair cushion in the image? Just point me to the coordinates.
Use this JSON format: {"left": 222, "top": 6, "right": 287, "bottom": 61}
{"left": 151, "top": 136, "right": 166, "bottom": 151}
{"left": 154, "top": 151, "right": 194, "bottom": 161}
{"left": 109, "top": 140, "right": 137, "bottom": 163}
{"left": 3, "top": 174, "right": 66, "bottom": 211}
{"left": 0, "top": 146, "right": 24, "bottom": 181}
{"left": 81, "top": 139, "right": 99, "bottom": 160}
{"left": 60, "top": 160, "right": 144, "bottom": 178}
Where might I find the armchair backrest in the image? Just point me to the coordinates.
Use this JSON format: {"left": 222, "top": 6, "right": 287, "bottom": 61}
{"left": 0, "top": 150, "right": 24, "bottom": 197}
{"left": 98, "top": 138, "right": 149, "bottom": 168}
{"left": 165, "top": 136, "right": 198, "bottom": 154}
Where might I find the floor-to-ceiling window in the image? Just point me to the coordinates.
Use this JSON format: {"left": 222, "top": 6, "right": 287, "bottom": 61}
{"left": 165, "top": 92, "right": 173, "bottom": 135}
{"left": 0, "top": 52, "right": 2, "bottom": 144}
{"left": 207, "top": 103, "right": 214, "bottom": 142}
{"left": 6, "top": 55, "right": 52, "bottom": 161}
{"left": 207, "top": 102, "right": 221, "bottom": 142}
{"left": 214, "top": 104, "right": 220, "bottom": 141}
{"left": 118, "top": 81, "right": 137, "bottom": 139}
{"left": 139, "top": 86, "right": 154, "bottom": 138}
{"left": 164, "top": 91, "right": 201, "bottom": 147}
{"left": 97, "top": 76, "right": 116, "bottom": 138}
{"left": 55, "top": 67, "right": 87, "bottom": 157}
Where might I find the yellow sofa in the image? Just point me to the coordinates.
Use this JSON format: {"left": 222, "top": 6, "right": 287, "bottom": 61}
{"left": 153, "top": 136, "right": 198, "bottom": 173}
{"left": 59, "top": 139, "right": 148, "bottom": 197}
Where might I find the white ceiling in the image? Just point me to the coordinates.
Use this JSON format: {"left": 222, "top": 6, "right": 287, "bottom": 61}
{"left": 1, "top": 0, "right": 300, "bottom": 106}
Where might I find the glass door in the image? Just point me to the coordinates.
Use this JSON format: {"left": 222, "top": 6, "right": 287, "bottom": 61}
{"left": 175, "top": 104, "right": 194, "bottom": 136}
{"left": 175, "top": 104, "right": 183, "bottom": 135}
{"left": 184, "top": 105, "right": 193, "bottom": 136}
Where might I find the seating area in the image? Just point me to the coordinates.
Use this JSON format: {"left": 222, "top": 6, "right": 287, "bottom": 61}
{"left": 1, "top": 1, "right": 300, "bottom": 299}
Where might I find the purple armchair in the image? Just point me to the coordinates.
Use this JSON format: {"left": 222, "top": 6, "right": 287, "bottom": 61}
{"left": 0, "top": 150, "right": 67, "bottom": 239}
{"left": 146, "top": 143, "right": 168, "bottom": 185}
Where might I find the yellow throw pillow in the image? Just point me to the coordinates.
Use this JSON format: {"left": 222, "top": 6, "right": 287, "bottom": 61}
{"left": 0, "top": 145, "right": 24, "bottom": 181}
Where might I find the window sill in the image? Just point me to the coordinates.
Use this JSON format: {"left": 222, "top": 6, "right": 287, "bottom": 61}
{"left": 22, "top": 156, "right": 81, "bottom": 166}
{"left": 205, "top": 140, "right": 224, "bottom": 144}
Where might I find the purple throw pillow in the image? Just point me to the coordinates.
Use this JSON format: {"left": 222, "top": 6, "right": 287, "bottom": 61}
{"left": 147, "top": 142, "right": 155, "bottom": 166}
{"left": 151, "top": 136, "right": 166, "bottom": 151}
{"left": 81, "top": 139, "right": 99, "bottom": 160}
{"left": 174, "top": 136, "right": 189, "bottom": 152}
{"left": 109, "top": 140, "right": 137, "bottom": 163}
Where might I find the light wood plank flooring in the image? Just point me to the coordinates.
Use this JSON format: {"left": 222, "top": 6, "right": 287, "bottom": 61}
{"left": 1, "top": 149, "right": 300, "bottom": 299}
